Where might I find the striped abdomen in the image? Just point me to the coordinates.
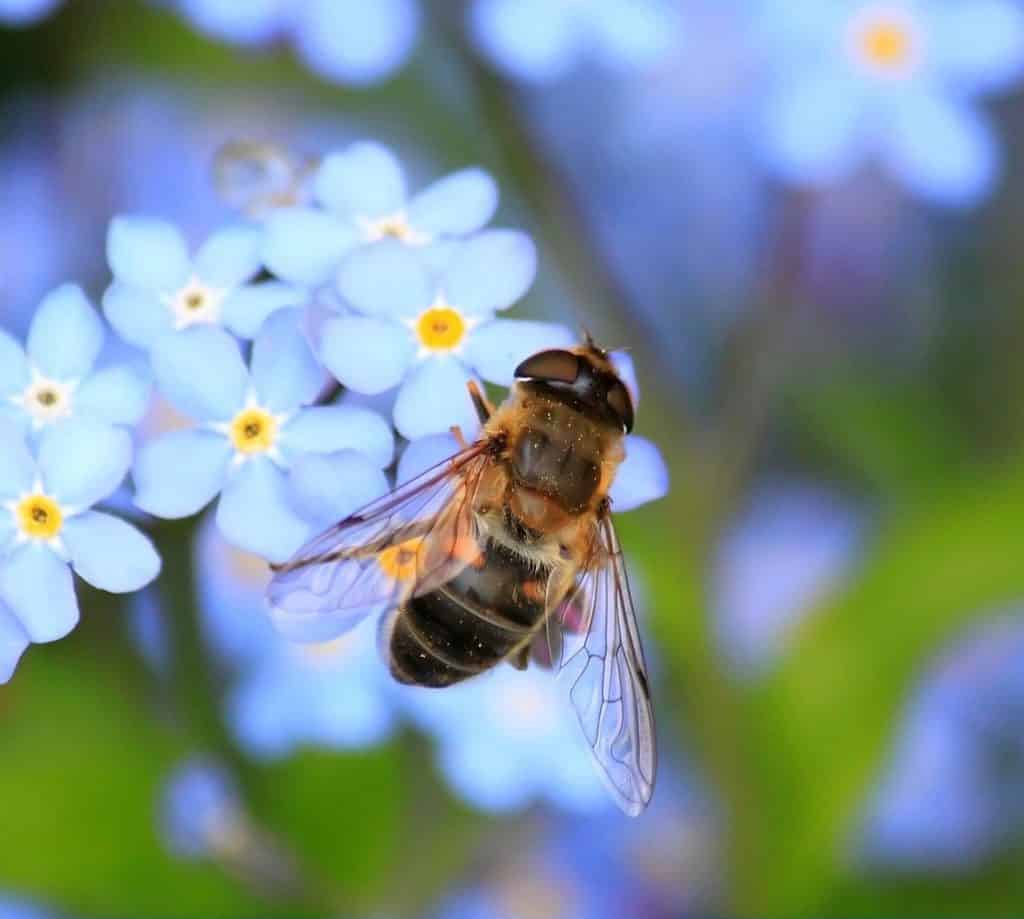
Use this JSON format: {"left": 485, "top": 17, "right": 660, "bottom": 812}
{"left": 387, "top": 539, "right": 550, "bottom": 688}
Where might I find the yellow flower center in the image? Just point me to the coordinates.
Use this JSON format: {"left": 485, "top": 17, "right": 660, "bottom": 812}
{"left": 849, "top": 8, "right": 919, "bottom": 77}
{"left": 359, "top": 212, "right": 431, "bottom": 246}
{"left": 165, "top": 276, "right": 225, "bottom": 330}
{"left": 415, "top": 306, "right": 466, "bottom": 352}
{"left": 378, "top": 537, "right": 424, "bottom": 582}
{"left": 229, "top": 407, "right": 278, "bottom": 454}
{"left": 16, "top": 494, "right": 63, "bottom": 541}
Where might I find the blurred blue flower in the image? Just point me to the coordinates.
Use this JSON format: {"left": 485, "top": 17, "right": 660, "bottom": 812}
{"left": 0, "top": 0, "right": 60, "bottom": 26}
{"left": 0, "top": 418, "right": 161, "bottom": 684}
{"left": 712, "top": 482, "right": 864, "bottom": 678}
{"left": 102, "top": 216, "right": 305, "bottom": 348}
{"left": 263, "top": 141, "right": 498, "bottom": 286}
{"left": 160, "top": 756, "right": 246, "bottom": 860}
{"left": 133, "top": 310, "right": 393, "bottom": 562}
{"left": 754, "top": 0, "right": 1024, "bottom": 206}
{"left": 195, "top": 516, "right": 397, "bottom": 757}
{"left": 325, "top": 231, "right": 574, "bottom": 439}
{"left": 469, "top": 0, "right": 682, "bottom": 84}
{"left": 0, "top": 284, "right": 150, "bottom": 437}
{"left": 859, "top": 612, "right": 1024, "bottom": 872}
{"left": 176, "top": 0, "right": 421, "bottom": 86}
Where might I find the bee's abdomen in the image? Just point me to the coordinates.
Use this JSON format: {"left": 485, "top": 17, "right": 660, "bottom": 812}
{"left": 388, "top": 541, "right": 549, "bottom": 688}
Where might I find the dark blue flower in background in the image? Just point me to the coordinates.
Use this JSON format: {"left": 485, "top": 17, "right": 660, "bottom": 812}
{"left": 0, "top": 0, "right": 59, "bottom": 26}
{"left": 0, "top": 284, "right": 150, "bottom": 437}
{"left": 469, "top": 0, "right": 682, "bottom": 84}
{"left": 132, "top": 310, "right": 393, "bottom": 562}
{"left": 754, "top": 0, "right": 1024, "bottom": 206}
{"left": 0, "top": 418, "right": 161, "bottom": 683}
{"left": 263, "top": 141, "right": 498, "bottom": 286}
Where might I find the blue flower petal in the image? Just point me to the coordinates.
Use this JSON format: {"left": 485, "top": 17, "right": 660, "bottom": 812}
{"left": 0, "top": 420, "right": 34, "bottom": 499}
{"left": 465, "top": 319, "right": 575, "bottom": 385}
{"left": 221, "top": 281, "right": 307, "bottom": 338}
{"left": 336, "top": 239, "right": 433, "bottom": 319}
{"left": 27, "top": 284, "right": 104, "bottom": 380}
{"left": 0, "top": 330, "right": 29, "bottom": 397}
{"left": 931, "top": 1, "right": 1024, "bottom": 96}
{"left": 216, "top": 457, "right": 311, "bottom": 563}
{"left": 134, "top": 430, "right": 233, "bottom": 518}
{"left": 0, "top": 0, "right": 61, "bottom": 26}
{"left": 393, "top": 357, "right": 480, "bottom": 440}
{"left": 610, "top": 350, "right": 639, "bottom": 407}
{"left": 193, "top": 224, "right": 263, "bottom": 288}
{"left": 101, "top": 282, "right": 176, "bottom": 350}
{"left": 319, "top": 315, "right": 415, "bottom": 394}
{"left": 880, "top": 91, "right": 999, "bottom": 208}
{"left": 443, "top": 230, "right": 537, "bottom": 315}
{"left": 470, "top": 0, "right": 581, "bottom": 83}
{"left": 250, "top": 309, "right": 324, "bottom": 413}
{"left": 314, "top": 141, "right": 408, "bottom": 218}
{"left": 407, "top": 168, "right": 499, "bottom": 237}
{"left": 587, "top": 0, "right": 680, "bottom": 70}
{"left": 63, "top": 511, "right": 161, "bottom": 592}
{"left": 39, "top": 419, "right": 131, "bottom": 509}
{"left": 609, "top": 435, "right": 668, "bottom": 512}
{"left": 0, "top": 545, "right": 78, "bottom": 643}
{"left": 281, "top": 405, "right": 394, "bottom": 467}
{"left": 107, "top": 216, "right": 191, "bottom": 292}
{"left": 0, "top": 602, "right": 29, "bottom": 684}
{"left": 294, "top": 0, "right": 421, "bottom": 86}
{"left": 74, "top": 364, "right": 152, "bottom": 427}
{"left": 288, "top": 450, "right": 390, "bottom": 530}
{"left": 397, "top": 432, "right": 461, "bottom": 484}
{"left": 437, "top": 733, "right": 533, "bottom": 812}
{"left": 262, "top": 207, "right": 359, "bottom": 286}
{"left": 151, "top": 326, "right": 248, "bottom": 423}
{"left": 178, "top": 0, "right": 285, "bottom": 45}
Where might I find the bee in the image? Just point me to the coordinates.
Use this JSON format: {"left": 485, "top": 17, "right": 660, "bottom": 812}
{"left": 267, "top": 341, "right": 656, "bottom": 816}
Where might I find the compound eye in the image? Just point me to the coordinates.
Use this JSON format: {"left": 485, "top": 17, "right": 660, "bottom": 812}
{"left": 514, "top": 349, "right": 580, "bottom": 384}
{"left": 607, "top": 380, "right": 634, "bottom": 432}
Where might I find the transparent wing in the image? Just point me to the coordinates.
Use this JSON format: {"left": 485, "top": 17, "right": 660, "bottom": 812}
{"left": 553, "top": 513, "right": 656, "bottom": 817}
{"left": 266, "top": 440, "right": 492, "bottom": 643}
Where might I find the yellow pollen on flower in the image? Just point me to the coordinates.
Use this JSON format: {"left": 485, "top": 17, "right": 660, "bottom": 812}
{"left": 862, "top": 21, "right": 910, "bottom": 67}
{"left": 849, "top": 8, "right": 919, "bottom": 77}
{"left": 16, "top": 494, "right": 63, "bottom": 541}
{"left": 229, "top": 407, "right": 278, "bottom": 454}
{"left": 378, "top": 537, "right": 424, "bottom": 582}
{"left": 415, "top": 306, "right": 466, "bottom": 352}
{"left": 35, "top": 388, "right": 58, "bottom": 407}
{"left": 359, "top": 212, "right": 431, "bottom": 245}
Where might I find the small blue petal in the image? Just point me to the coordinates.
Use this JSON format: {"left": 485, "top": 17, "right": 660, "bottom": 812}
{"left": 288, "top": 450, "right": 390, "bottom": 530}
{"left": 216, "top": 457, "right": 311, "bottom": 563}
{"left": 106, "top": 216, "right": 191, "bottom": 292}
{"left": 587, "top": 0, "right": 680, "bottom": 71}
{"left": 407, "top": 168, "right": 499, "bottom": 237}
{"left": 443, "top": 230, "right": 537, "bottom": 315}
{"left": 319, "top": 315, "right": 415, "bottom": 394}
{"left": 193, "top": 224, "right": 263, "bottom": 288}
{"left": 0, "top": 0, "right": 61, "bottom": 26}
{"left": 262, "top": 207, "right": 359, "bottom": 286}
{"left": 281, "top": 405, "right": 394, "bottom": 468}
{"left": 221, "top": 281, "right": 307, "bottom": 338}
{"left": 0, "top": 602, "right": 29, "bottom": 684}
{"left": 38, "top": 418, "right": 131, "bottom": 509}
{"left": 610, "top": 350, "right": 639, "bottom": 406}
{"left": 134, "top": 430, "right": 233, "bottom": 518}
{"left": 931, "top": 1, "right": 1024, "bottom": 96}
{"left": 0, "top": 330, "right": 29, "bottom": 397}
{"left": 609, "top": 435, "right": 668, "bottom": 512}
{"left": 397, "top": 432, "right": 462, "bottom": 484}
{"left": 314, "top": 141, "right": 408, "bottom": 219}
{"left": 177, "top": 0, "right": 286, "bottom": 45}
{"left": 437, "top": 734, "right": 534, "bottom": 812}
{"left": 160, "top": 757, "right": 242, "bottom": 859}
{"left": 27, "top": 284, "right": 104, "bottom": 380}
{"left": 250, "top": 309, "right": 324, "bottom": 413}
{"left": 151, "top": 326, "right": 248, "bottom": 422}
{"left": 336, "top": 239, "right": 433, "bottom": 319}
{"left": 74, "top": 364, "right": 152, "bottom": 427}
{"left": 63, "top": 511, "right": 161, "bottom": 592}
{"left": 0, "top": 544, "right": 78, "bottom": 643}
{"left": 0, "top": 419, "right": 35, "bottom": 499}
{"left": 393, "top": 357, "right": 480, "bottom": 440}
{"left": 465, "top": 319, "right": 575, "bottom": 385}
{"left": 294, "top": 0, "right": 421, "bottom": 86}
{"left": 470, "top": 0, "right": 581, "bottom": 83}
{"left": 101, "top": 281, "right": 175, "bottom": 350}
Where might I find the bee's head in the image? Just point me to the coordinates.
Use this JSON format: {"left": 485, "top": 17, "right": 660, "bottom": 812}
{"left": 514, "top": 345, "right": 635, "bottom": 433}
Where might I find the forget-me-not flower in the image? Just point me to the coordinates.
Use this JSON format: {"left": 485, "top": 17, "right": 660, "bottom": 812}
{"left": 469, "top": 0, "right": 681, "bottom": 84}
{"left": 132, "top": 309, "right": 394, "bottom": 562}
{"left": 0, "top": 417, "right": 161, "bottom": 683}
{"left": 176, "top": 0, "right": 421, "bottom": 86}
{"left": 325, "top": 231, "right": 574, "bottom": 439}
{"left": 0, "top": 284, "right": 150, "bottom": 436}
{"left": 103, "top": 216, "right": 305, "bottom": 348}
{"left": 755, "top": 0, "right": 1024, "bottom": 206}
{"left": 263, "top": 141, "right": 498, "bottom": 287}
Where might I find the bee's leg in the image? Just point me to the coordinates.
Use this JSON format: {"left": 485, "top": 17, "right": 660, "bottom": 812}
{"left": 450, "top": 425, "right": 469, "bottom": 449}
{"left": 466, "top": 380, "right": 495, "bottom": 424}
{"left": 510, "top": 645, "right": 530, "bottom": 671}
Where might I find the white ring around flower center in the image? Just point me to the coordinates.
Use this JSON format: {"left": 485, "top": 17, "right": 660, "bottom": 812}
{"left": 357, "top": 211, "right": 432, "bottom": 246}
{"left": 163, "top": 275, "right": 226, "bottom": 331}
{"left": 17, "top": 373, "right": 76, "bottom": 428}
